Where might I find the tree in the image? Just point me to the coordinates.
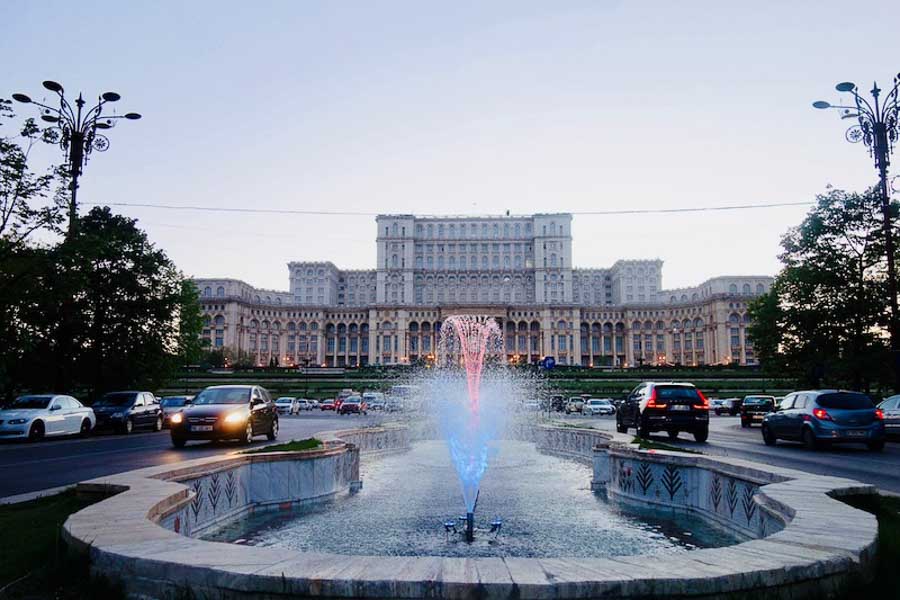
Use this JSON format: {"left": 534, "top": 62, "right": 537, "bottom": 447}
{"left": 54, "top": 207, "right": 186, "bottom": 397}
{"left": 176, "top": 280, "right": 204, "bottom": 367}
{"left": 748, "top": 188, "right": 893, "bottom": 390}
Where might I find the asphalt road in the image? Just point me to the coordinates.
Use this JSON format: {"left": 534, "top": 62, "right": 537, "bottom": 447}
{"left": 0, "top": 412, "right": 384, "bottom": 498}
{"left": 557, "top": 413, "right": 900, "bottom": 494}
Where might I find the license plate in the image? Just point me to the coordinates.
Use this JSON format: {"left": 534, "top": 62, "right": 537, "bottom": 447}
{"left": 753, "top": 414, "right": 764, "bottom": 420}
{"left": 846, "top": 430, "right": 866, "bottom": 437}
{"left": 669, "top": 405, "right": 690, "bottom": 411}
{"left": 192, "top": 425, "right": 213, "bottom": 432}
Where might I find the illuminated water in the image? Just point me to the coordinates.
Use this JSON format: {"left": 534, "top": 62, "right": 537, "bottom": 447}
{"left": 204, "top": 441, "right": 737, "bottom": 558}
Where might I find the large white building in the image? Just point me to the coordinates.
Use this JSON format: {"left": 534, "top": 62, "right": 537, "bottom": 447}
{"left": 195, "top": 213, "right": 772, "bottom": 368}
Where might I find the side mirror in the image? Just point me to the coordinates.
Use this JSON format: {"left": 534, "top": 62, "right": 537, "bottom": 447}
{"left": 251, "top": 397, "right": 263, "bottom": 406}
{"left": 49, "top": 405, "right": 61, "bottom": 411}
{"left": 184, "top": 399, "right": 193, "bottom": 405}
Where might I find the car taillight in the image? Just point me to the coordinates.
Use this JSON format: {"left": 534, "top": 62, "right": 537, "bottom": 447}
{"left": 646, "top": 388, "right": 666, "bottom": 408}
{"left": 875, "top": 408, "right": 884, "bottom": 420}
{"left": 693, "top": 390, "right": 709, "bottom": 410}
{"left": 812, "top": 408, "right": 832, "bottom": 421}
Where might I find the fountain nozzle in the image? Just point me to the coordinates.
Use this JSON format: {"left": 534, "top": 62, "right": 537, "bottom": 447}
{"left": 465, "top": 512, "right": 475, "bottom": 543}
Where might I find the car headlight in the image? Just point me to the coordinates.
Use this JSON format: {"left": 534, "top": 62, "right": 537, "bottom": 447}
{"left": 111, "top": 412, "right": 125, "bottom": 418}
{"left": 170, "top": 413, "right": 183, "bottom": 424}
{"left": 224, "top": 412, "right": 245, "bottom": 424}
{"left": 8, "top": 418, "right": 27, "bottom": 425}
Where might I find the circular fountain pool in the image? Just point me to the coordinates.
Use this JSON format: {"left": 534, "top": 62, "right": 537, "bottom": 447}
{"left": 204, "top": 440, "right": 737, "bottom": 558}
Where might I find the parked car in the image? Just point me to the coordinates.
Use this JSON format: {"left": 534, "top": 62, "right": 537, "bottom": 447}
{"left": 762, "top": 390, "right": 885, "bottom": 451}
{"left": 307, "top": 399, "right": 319, "bottom": 409}
{"left": 169, "top": 385, "right": 278, "bottom": 447}
{"left": 583, "top": 398, "right": 616, "bottom": 416}
{"left": 92, "top": 391, "right": 163, "bottom": 434}
{"left": 160, "top": 395, "right": 194, "bottom": 428}
{"left": 616, "top": 382, "right": 710, "bottom": 442}
{"left": 339, "top": 396, "right": 368, "bottom": 415}
{"left": 565, "top": 397, "right": 585, "bottom": 414}
{"left": 320, "top": 399, "right": 336, "bottom": 411}
{"left": 362, "top": 392, "right": 386, "bottom": 410}
{"left": 296, "top": 399, "right": 312, "bottom": 411}
{"left": 878, "top": 395, "right": 900, "bottom": 438}
{"left": 275, "top": 396, "right": 299, "bottom": 415}
{"left": 0, "top": 394, "right": 95, "bottom": 441}
{"left": 740, "top": 395, "right": 776, "bottom": 428}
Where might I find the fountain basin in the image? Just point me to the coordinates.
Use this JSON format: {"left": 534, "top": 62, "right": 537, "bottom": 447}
{"left": 63, "top": 426, "right": 879, "bottom": 599}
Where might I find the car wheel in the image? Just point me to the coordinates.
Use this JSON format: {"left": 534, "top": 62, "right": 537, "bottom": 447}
{"left": 242, "top": 422, "right": 254, "bottom": 445}
{"left": 715, "top": 408, "right": 722, "bottom": 416}
{"left": 637, "top": 414, "right": 650, "bottom": 439}
{"left": 802, "top": 428, "right": 818, "bottom": 450}
{"left": 28, "top": 420, "right": 45, "bottom": 442}
{"left": 123, "top": 418, "right": 134, "bottom": 434}
{"left": 171, "top": 435, "right": 186, "bottom": 448}
{"left": 80, "top": 419, "right": 92, "bottom": 437}
{"left": 693, "top": 428, "right": 709, "bottom": 443}
{"left": 867, "top": 440, "right": 885, "bottom": 452}
{"left": 762, "top": 424, "right": 777, "bottom": 446}
{"left": 267, "top": 419, "right": 279, "bottom": 441}
{"left": 615, "top": 418, "right": 628, "bottom": 434}
{"left": 741, "top": 419, "right": 749, "bottom": 428}
{"left": 154, "top": 416, "right": 163, "bottom": 432}
{"left": 667, "top": 430, "right": 679, "bottom": 440}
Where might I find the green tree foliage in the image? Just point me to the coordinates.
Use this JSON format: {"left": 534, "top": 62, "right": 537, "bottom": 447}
{"left": 748, "top": 188, "right": 893, "bottom": 390}
{"left": 176, "top": 280, "right": 204, "bottom": 366}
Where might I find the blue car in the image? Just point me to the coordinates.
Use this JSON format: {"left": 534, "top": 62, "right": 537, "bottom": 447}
{"left": 762, "top": 390, "right": 885, "bottom": 452}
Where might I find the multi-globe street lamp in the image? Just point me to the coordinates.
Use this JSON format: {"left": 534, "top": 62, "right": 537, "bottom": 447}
{"left": 813, "top": 77, "right": 900, "bottom": 391}
{"left": 11, "top": 80, "right": 141, "bottom": 235}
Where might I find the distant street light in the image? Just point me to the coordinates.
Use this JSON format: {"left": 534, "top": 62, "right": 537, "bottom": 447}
{"left": 814, "top": 76, "right": 900, "bottom": 391}
{"left": 12, "top": 80, "right": 141, "bottom": 235}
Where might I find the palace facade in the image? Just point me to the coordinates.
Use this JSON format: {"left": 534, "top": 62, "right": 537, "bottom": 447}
{"left": 194, "top": 214, "right": 772, "bottom": 368}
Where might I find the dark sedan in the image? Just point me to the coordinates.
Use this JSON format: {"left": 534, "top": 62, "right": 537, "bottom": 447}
{"left": 92, "top": 391, "right": 162, "bottom": 434}
{"left": 740, "top": 395, "right": 775, "bottom": 428}
{"left": 169, "top": 385, "right": 278, "bottom": 448}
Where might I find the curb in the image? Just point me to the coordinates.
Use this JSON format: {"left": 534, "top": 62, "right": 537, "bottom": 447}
{"left": 0, "top": 485, "right": 74, "bottom": 506}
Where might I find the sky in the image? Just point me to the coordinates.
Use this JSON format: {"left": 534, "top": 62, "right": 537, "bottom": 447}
{"left": 4, "top": 1, "right": 900, "bottom": 291}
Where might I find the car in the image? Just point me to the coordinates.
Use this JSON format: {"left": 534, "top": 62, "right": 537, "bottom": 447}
{"left": 616, "top": 382, "right": 710, "bottom": 442}
{"left": 307, "top": 399, "right": 319, "bottom": 409}
{"left": 92, "top": 391, "right": 163, "bottom": 434}
{"left": 0, "top": 394, "right": 95, "bottom": 441}
{"left": 275, "top": 397, "right": 299, "bottom": 415}
{"left": 296, "top": 399, "right": 312, "bottom": 411}
{"left": 320, "top": 399, "right": 336, "bottom": 411}
{"left": 565, "top": 397, "right": 585, "bottom": 414}
{"left": 521, "top": 400, "right": 542, "bottom": 411}
{"left": 740, "top": 395, "right": 776, "bottom": 428}
{"left": 878, "top": 395, "right": 900, "bottom": 438}
{"left": 549, "top": 394, "right": 566, "bottom": 412}
{"left": 583, "top": 398, "right": 616, "bottom": 416}
{"left": 169, "top": 385, "right": 278, "bottom": 447}
{"left": 762, "top": 390, "right": 886, "bottom": 451}
{"left": 715, "top": 397, "right": 742, "bottom": 416}
{"left": 160, "top": 395, "right": 194, "bottom": 428}
{"left": 362, "top": 392, "right": 386, "bottom": 410}
{"left": 338, "top": 396, "right": 368, "bottom": 415}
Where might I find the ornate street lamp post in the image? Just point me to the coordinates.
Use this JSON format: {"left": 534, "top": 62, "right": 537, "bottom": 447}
{"left": 814, "top": 76, "right": 900, "bottom": 391}
{"left": 12, "top": 80, "right": 141, "bottom": 235}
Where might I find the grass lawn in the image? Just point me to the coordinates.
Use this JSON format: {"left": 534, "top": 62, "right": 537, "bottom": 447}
{"left": 242, "top": 437, "right": 322, "bottom": 454}
{"left": 631, "top": 436, "right": 701, "bottom": 453}
{"left": 839, "top": 493, "right": 900, "bottom": 598}
{"left": 0, "top": 489, "right": 123, "bottom": 599}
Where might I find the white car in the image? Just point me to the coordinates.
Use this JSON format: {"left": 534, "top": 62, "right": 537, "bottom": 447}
{"left": 275, "top": 397, "right": 299, "bottom": 415}
{"left": 362, "top": 392, "right": 386, "bottom": 410}
{"left": 583, "top": 398, "right": 616, "bottom": 416}
{"left": 0, "top": 394, "right": 96, "bottom": 441}
{"left": 296, "top": 399, "right": 314, "bottom": 411}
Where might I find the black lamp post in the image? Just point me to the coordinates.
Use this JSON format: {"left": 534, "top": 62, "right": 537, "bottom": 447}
{"left": 814, "top": 76, "right": 900, "bottom": 391}
{"left": 12, "top": 80, "right": 141, "bottom": 236}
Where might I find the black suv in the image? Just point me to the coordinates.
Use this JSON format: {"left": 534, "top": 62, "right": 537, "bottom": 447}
{"left": 616, "top": 382, "right": 710, "bottom": 442}
{"left": 92, "top": 391, "right": 163, "bottom": 434}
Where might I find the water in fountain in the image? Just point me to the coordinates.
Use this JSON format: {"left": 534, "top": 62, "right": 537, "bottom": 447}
{"left": 432, "top": 315, "right": 504, "bottom": 522}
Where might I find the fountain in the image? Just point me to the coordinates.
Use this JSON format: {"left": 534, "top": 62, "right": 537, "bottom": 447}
{"left": 435, "top": 315, "right": 504, "bottom": 542}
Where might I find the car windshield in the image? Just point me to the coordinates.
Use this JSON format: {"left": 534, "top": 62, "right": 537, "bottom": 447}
{"left": 160, "top": 397, "right": 188, "bottom": 407}
{"left": 192, "top": 388, "right": 251, "bottom": 405}
{"left": 656, "top": 386, "right": 701, "bottom": 401}
{"left": 276, "top": 398, "right": 293, "bottom": 404}
{"left": 11, "top": 395, "right": 53, "bottom": 409}
{"left": 345, "top": 398, "right": 360, "bottom": 404}
{"left": 94, "top": 392, "right": 136, "bottom": 406}
{"left": 744, "top": 397, "right": 774, "bottom": 405}
{"left": 817, "top": 392, "right": 873, "bottom": 410}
